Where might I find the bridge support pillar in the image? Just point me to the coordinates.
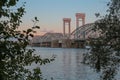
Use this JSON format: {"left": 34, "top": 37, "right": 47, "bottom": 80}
{"left": 63, "top": 18, "right": 71, "bottom": 38}
{"left": 76, "top": 13, "right": 85, "bottom": 27}
{"left": 76, "top": 13, "right": 85, "bottom": 39}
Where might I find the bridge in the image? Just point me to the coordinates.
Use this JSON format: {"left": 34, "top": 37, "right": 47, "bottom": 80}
{"left": 71, "top": 23, "right": 99, "bottom": 40}
{"left": 31, "top": 13, "right": 99, "bottom": 48}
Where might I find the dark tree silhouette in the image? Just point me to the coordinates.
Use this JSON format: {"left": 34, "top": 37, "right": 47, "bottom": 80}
{"left": 83, "top": 0, "right": 120, "bottom": 80}
{"left": 0, "top": 0, "right": 54, "bottom": 80}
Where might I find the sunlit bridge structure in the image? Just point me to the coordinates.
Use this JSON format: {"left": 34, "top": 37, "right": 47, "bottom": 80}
{"left": 71, "top": 23, "right": 98, "bottom": 40}
{"left": 31, "top": 33, "right": 63, "bottom": 47}
{"left": 63, "top": 18, "right": 71, "bottom": 38}
{"left": 31, "top": 13, "right": 99, "bottom": 48}
{"left": 75, "top": 13, "right": 85, "bottom": 39}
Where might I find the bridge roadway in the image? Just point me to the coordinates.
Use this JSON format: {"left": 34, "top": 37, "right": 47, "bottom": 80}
{"left": 31, "top": 23, "right": 99, "bottom": 48}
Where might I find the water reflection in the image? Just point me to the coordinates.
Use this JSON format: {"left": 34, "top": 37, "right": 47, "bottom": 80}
{"left": 63, "top": 50, "right": 72, "bottom": 80}
{"left": 33, "top": 47, "right": 99, "bottom": 80}
{"left": 75, "top": 50, "right": 87, "bottom": 80}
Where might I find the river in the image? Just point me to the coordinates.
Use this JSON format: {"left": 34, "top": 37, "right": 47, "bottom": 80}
{"left": 29, "top": 47, "right": 119, "bottom": 80}
{"left": 30, "top": 47, "right": 98, "bottom": 80}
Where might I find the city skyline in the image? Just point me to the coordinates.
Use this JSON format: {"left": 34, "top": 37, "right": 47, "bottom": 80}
{"left": 20, "top": 0, "right": 109, "bottom": 35}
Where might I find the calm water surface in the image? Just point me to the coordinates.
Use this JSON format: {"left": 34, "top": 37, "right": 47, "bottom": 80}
{"left": 30, "top": 47, "right": 120, "bottom": 80}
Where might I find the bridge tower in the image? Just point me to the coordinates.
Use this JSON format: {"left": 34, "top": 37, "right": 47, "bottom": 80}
{"left": 63, "top": 18, "right": 71, "bottom": 38}
{"left": 76, "top": 13, "right": 85, "bottom": 39}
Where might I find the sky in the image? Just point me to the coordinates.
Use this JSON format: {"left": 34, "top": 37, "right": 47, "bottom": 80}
{"left": 19, "top": 0, "right": 109, "bottom": 35}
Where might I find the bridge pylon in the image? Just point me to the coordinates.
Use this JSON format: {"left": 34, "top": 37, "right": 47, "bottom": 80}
{"left": 63, "top": 18, "right": 71, "bottom": 38}
{"left": 76, "top": 13, "right": 85, "bottom": 39}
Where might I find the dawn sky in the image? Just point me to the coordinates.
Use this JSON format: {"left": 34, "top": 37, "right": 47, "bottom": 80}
{"left": 20, "top": 0, "right": 109, "bottom": 35}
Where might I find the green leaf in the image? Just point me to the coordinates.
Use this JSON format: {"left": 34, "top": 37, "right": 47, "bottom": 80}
{"left": 34, "top": 17, "right": 39, "bottom": 21}
{"left": 29, "top": 34, "right": 34, "bottom": 37}
{"left": 27, "top": 29, "right": 33, "bottom": 34}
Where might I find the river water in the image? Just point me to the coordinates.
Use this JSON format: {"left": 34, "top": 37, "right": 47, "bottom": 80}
{"left": 29, "top": 47, "right": 119, "bottom": 80}
{"left": 29, "top": 47, "right": 98, "bottom": 80}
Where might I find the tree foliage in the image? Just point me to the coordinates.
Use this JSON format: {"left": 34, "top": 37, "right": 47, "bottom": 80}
{"left": 0, "top": 0, "right": 54, "bottom": 80}
{"left": 83, "top": 0, "right": 120, "bottom": 80}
